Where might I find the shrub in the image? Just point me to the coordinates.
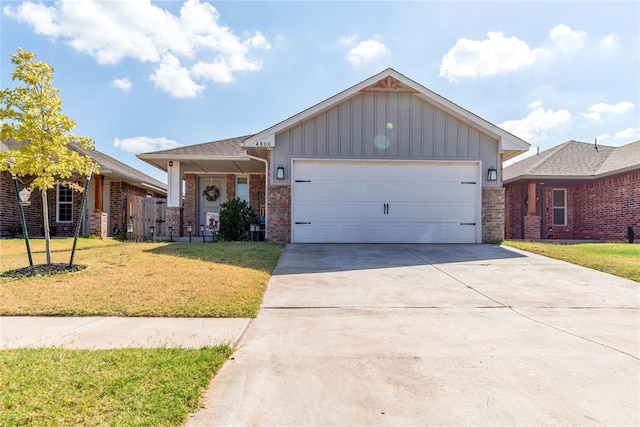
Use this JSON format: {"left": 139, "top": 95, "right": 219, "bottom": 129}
{"left": 218, "top": 199, "right": 260, "bottom": 241}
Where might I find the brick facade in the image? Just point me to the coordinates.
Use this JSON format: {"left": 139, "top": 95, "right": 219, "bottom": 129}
{"left": 1, "top": 171, "right": 165, "bottom": 239}
{"left": 505, "top": 170, "right": 639, "bottom": 241}
{"left": 572, "top": 171, "right": 639, "bottom": 240}
{"left": 267, "top": 185, "right": 291, "bottom": 242}
{"left": 482, "top": 187, "right": 505, "bottom": 242}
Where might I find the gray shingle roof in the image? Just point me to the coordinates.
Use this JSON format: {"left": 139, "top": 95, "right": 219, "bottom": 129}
{"left": 70, "top": 143, "right": 166, "bottom": 192}
{"left": 140, "top": 135, "right": 253, "bottom": 157}
{"left": 503, "top": 140, "right": 640, "bottom": 183}
{"left": 2, "top": 138, "right": 166, "bottom": 192}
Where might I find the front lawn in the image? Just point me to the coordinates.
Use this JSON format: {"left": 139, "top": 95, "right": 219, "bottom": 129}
{"left": 0, "top": 238, "right": 284, "bottom": 317}
{"left": 502, "top": 241, "right": 640, "bottom": 283}
{"left": 0, "top": 346, "right": 232, "bottom": 426}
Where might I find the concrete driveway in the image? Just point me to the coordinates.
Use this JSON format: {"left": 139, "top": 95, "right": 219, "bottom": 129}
{"left": 187, "top": 244, "right": 640, "bottom": 426}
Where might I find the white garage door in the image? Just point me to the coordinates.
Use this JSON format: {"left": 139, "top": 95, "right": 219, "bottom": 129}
{"left": 291, "top": 160, "right": 480, "bottom": 243}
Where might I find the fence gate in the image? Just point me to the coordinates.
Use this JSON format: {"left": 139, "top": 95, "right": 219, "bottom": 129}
{"left": 127, "top": 195, "right": 167, "bottom": 241}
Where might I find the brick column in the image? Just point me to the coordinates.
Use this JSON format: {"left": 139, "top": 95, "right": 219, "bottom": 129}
{"left": 184, "top": 174, "right": 197, "bottom": 234}
{"left": 166, "top": 206, "right": 181, "bottom": 236}
{"left": 89, "top": 211, "right": 108, "bottom": 239}
{"left": 482, "top": 187, "right": 505, "bottom": 242}
{"left": 524, "top": 215, "right": 541, "bottom": 240}
{"left": 267, "top": 185, "right": 290, "bottom": 242}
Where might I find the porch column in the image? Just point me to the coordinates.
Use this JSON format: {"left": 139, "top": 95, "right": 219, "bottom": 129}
{"left": 166, "top": 160, "right": 181, "bottom": 234}
{"left": 90, "top": 173, "right": 108, "bottom": 238}
{"left": 524, "top": 180, "right": 540, "bottom": 240}
{"left": 93, "top": 174, "right": 104, "bottom": 212}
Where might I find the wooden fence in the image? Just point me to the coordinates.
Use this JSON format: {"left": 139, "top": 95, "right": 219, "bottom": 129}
{"left": 126, "top": 195, "right": 166, "bottom": 241}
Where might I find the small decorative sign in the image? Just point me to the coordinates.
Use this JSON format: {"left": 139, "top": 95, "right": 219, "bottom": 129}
{"left": 206, "top": 212, "right": 220, "bottom": 231}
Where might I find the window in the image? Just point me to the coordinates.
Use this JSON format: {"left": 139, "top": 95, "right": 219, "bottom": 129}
{"left": 236, "top": 177, "right": 249, "bottom": 203}
{"left": 552, "top": 189, "right": 566, "bottom": 226}
{"left": 57, "top": 184, "right": 73, "bottom": 223}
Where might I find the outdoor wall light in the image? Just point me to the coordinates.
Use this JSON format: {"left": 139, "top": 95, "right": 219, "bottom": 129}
{"left": 276, "top": 165, "right": 285, "bottom": 180}
{"left": 487, "top": 166, "right": 498, "bottom": 182}
{"left": 149, "top": 225, "right": 155, "bottom": 241}
{"left": 18, "top": 188, "right": 31, "bottom": 206}
{"left": 168, "top": 160, "right": 173, "bottom": 167}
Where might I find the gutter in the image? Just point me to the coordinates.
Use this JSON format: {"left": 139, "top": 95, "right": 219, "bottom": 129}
{"left": 243, "top": 152, "right": 269, "bottom": 240}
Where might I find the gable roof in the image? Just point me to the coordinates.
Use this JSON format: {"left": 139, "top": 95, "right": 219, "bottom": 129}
{"left": 2, "top": 139, "right": 166, "bottom": 194}
{"left": 503, "top": 139, "right": 640, "bottom": 183}
{"left": 243, "top": 68, "right": 530, "bottom": 160}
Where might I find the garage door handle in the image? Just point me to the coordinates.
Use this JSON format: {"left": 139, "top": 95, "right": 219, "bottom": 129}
{"left": 460, "top": 223, "right": 476, "bottom": 226}
{"left": 295, "top": 222, "right": 311, "bottom": 225}
{"left": 295, "top": 180, "right": 311, "bottom": 183}
{"left": 383, "top": 203, "right": 389, "bottom": 215}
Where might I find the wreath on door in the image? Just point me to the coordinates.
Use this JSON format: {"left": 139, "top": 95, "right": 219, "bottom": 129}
{"left": 203, "top": 185, "right": 220, "bottom": 202}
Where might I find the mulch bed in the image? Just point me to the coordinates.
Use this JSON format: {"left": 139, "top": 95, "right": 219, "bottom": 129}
{"left": 0, "top": 263, "right": 86, "bottom": 279}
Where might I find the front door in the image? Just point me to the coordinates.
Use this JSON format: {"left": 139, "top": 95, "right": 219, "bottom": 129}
{"left": 198, "top": 177, "right": 225, "bottom": 231}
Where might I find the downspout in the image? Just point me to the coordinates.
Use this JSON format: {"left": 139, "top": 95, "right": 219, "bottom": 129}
{"left": 243, "top": 151, "right": 269, "bottom": 240}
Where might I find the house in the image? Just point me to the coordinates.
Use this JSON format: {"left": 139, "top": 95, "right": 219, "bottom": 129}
{"left": 1, "top": 139, "right": 167, "bottom": 239}
{"left": 138, "top": 68, "right": 529, "bottom": 243}
{"left": 503, "top": 140, "right": 640, "bottom": 241}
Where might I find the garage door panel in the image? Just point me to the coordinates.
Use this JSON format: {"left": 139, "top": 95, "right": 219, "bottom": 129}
{"left": 292, "top": 160, "right": 480, "bottom": 243}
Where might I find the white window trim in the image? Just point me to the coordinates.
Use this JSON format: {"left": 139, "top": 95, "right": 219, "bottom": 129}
{"left": 552, "top": 188, "right": 567, "bottom": 226}
{"left": 236, "top": 175, "right": 250, "bottom": 203}
{"left": 56, "top": 184, "right": 73, "bottom": 223}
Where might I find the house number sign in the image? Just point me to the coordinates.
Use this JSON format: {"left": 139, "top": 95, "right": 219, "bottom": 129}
{"left": 245, "top": 133, "right": 275, "bottom": 148}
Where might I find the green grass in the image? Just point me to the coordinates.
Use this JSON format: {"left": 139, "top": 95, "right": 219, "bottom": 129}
{"left": 0, "top": 239, "right": 284, "bottom": 317}
{"left": 0, "top": 346, "right": 233, "bottom": 426}
{"left": 503, "top": 241, "right": 640, "bottom": 283}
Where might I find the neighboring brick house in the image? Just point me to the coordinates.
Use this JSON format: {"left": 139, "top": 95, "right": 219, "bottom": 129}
{"left": 139, "top": 68, "right": 529, "bottom": 243}
{"left": 503, "top": 140, "right": 640, "bottom": 241}
{"left": 1, "top": 139, "right": 166, "bottom": 239}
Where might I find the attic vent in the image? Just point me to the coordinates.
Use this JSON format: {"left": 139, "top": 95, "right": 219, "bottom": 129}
{"left": 361, "top": 76, "right": 418, "bottom": 93}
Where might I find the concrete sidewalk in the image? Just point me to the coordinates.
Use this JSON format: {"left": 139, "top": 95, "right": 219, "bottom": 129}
{"left": 0, "top": 317, "right": 250, "bottom": 349}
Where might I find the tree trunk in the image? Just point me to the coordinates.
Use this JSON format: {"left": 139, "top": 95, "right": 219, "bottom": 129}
{"left": 42, "top": 189, "right": 52, "bottom": 266}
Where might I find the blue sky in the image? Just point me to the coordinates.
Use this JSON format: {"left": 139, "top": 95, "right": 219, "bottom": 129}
{"left": 2, "top": 0, "right": 639, "bottom": 182}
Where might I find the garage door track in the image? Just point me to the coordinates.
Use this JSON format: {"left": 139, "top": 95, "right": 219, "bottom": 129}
{"left": 188, "top": 244, "right": 639, "bottom": 426}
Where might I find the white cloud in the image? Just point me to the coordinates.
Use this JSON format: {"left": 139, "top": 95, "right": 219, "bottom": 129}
{"left": 111, "top": 78, "right": 132, "bottom": 92}
{"left": 3, "top": 0, "right": 270, "bottom": 96}
{"left": 346, "top": 36, "right": 389, "bottom": 67}
{"left": 614, "top": 128, "right": 640, "bottom": 140}
{"left": 498, "top": 101, "right": 572, "bottom": 142}
{"left": 439, "top": 24, "right": 613, "bottom": 82}
{"left": 113, "top": 136, "right": 179, "bottom": 154}
{"left": 339, "top": 34, "right": 358, "bottom": 46}
{"left": 548, "top": 24, "right": 587, "bottom": 53}
{"left": 150, "top": 54, "right": 205, "bottom": 99}
{"left": 583, "top": 101, "right": 634, "bottom": 120}
{"left": 439, "top": 31, "right": 543, "bottom": 82}
{"left": 599, "top": 33, "right": 619, "bottom": 49}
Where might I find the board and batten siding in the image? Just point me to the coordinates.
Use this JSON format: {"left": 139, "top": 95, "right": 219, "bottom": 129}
{"left": 272, "top": 92, "right": 500, "bottom": 187}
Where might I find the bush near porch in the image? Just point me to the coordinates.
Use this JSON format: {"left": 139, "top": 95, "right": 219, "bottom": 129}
{"left": 0, "top": 238, "right": 284, "bottom": 317}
